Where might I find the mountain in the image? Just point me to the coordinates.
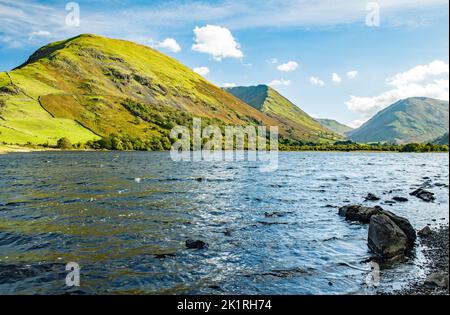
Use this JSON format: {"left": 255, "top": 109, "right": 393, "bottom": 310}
{"left": 316, "top": 119, "right": 353, "bottom": 136}
{"left": 431, "top": 132, "right": 449, "bottom": 145}
{"left": 224, "top": 85, "right": 338, "bottom": 141}
{"left": 348, "top": 97, "right": 449, "bottom": 144}
{"left": 0, "top": 34, "right": 335, "bottom": 147}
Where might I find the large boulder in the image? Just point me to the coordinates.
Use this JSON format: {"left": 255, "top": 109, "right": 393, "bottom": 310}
{"left": 338, "top": 205, "right": 383, "bottom": 223}
{"left": 425, "top": 272, "right": 449, "bottom": 289}
{"left": 383, "top": 210, "right": 416, "bottom": 248}
{"left": 368, "top": 214, "right": 409, "bottom": 261}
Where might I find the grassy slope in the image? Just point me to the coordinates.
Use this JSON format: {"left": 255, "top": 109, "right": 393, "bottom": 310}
{"left": 225, "top": 85, "right": 339, "bottom": 142}
{"left": 348, "top": 97, "right": 449, "bottom": 144}
{"left": 0, "top": 34, "right": 330, "bottom": 146}
{"left": 432, "top": 132, "right": 449, "bottom": 145}
{"left": 0, "top": 71, "right": 97, "bottom": 145}
{"left": 317, "top": 119, "right": 353, "bottom": 136}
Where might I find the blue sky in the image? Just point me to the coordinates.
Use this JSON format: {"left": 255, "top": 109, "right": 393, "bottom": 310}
{"left": 0, "top": 0, "right": 449, "bottom": 127}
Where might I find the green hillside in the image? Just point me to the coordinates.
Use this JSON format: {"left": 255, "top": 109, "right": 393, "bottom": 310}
{"left": 0, "top": 34, "right": 336, "bottom": 147}
{"left": 317, "top": 119, "right": 353, "bottom": 136}
{"left": 431, "top": 132, "right": 449, "bottom": 145}
{"left": 348, "top": 97, "right": 449, "bottom": 144}
{"left": 225, "top": 85, "right": 339, "bottom": 142}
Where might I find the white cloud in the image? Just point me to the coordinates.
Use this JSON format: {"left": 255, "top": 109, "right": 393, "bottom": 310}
{"left": 345, "top": 61, "right": 449, "bottom": 117}
{"left": 348, "top": 119, "right": 367, "bottom": 128}
{"left": 193, "top": 66, "right": 210, "bottom": 76}
{"left": 332, "top": 73, "right": 342, "bottom": 83}
{"left": 277, "top": 61, "right": 299, "bottom": 72}
{"left": 267, "top": 58, "right": 278, "bottom": 64}
{"left": 223, "top": 83, "right": 237, "bottom": 88}
{"left": 28, "top": 30, "right": 51, "bottom": 40}
{"left": 269, "top": 79, "right": 291, "bottom": 87}
{"left": 386, "top": 60, "right": 449, "bottom": 87}
{"left": 192, "top": 25, "right": 243, "bottom": 61}
{"left": 346, "top": 70, "right": 358, "bottom": 79}
{"left": 156, "top": 38, "right": 181, "bottom": 53}
{"left": 310, "top": 76, "right": 325, "bottom": 86}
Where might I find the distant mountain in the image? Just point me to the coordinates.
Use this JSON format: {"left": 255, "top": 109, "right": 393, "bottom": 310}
{"left": 431, "top": 132, "right": 449, "bottom": 145}
{"left": 225, "top": 85, "right": 339, "bottom": 141}
{"left": 317, "top": 119, "right": 353, "bottom": 136}
{"left": 0, "top": 34, "right": 334, "bottom": 147}
{"left": 348, "top": 97, "right": 449, "bottom": 144}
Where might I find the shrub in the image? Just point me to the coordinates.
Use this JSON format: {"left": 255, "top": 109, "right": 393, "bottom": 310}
{"left": 56, "top": 137, "right": 73, "bottom": 149}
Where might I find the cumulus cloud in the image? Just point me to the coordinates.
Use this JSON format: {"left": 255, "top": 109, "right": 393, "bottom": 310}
{"left": 156, "top": 38, "right": 181, "bottom": 53}
{"left": 277, "top": 61, "right": 299, "bottom": 72}
{"left": 310, "top": 76, "right": 325, "bottom": 86}
{"left": 192, "top": 25, "right": 243, "bottom": 61}
{"left": 386, "top": 60, "right": 449, "bottom": 87}
{"left": 193, "top": 66, "right": 210, "bottom": 76}
{"left": 346, "top": 70, "right": 358, "bottom": 79}
{"left": 332, "top": 73, "right": 342, "bottom": 83}
{"left": 345, "top": 61, "right": 449, "bottom": 117}
{"left": 269, "top": 79, "right": 291, "bottom": 87}
{"left": 223, "top": 82, "right": 237, "bottom": 88}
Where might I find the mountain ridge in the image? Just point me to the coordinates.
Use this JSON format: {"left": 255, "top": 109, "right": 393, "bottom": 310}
{"left": 348, "top": 97, "right": 449, "bottom": 144}
{"left": 225, "top": 85, "right": 339, "bottom": 142}
{"left": 316, "top": 118, "right": 353, "bottom": 136}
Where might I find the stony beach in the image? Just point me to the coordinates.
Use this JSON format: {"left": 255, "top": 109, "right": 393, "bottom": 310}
{"left": 389, "top": 225, "right": 449, "bottom": 295}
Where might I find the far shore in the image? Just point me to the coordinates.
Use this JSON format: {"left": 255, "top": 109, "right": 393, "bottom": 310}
{"left": 1, "top": 144, "right": 449, "bottom": 155}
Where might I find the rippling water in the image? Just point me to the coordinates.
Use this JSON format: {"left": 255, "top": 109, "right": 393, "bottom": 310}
{"left": 0, "top": 151, "right": 448, "bottom": 294}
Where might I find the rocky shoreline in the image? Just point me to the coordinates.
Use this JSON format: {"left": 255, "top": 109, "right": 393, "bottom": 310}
{"left": 387, "top": 224, "right": 449, "bottom": 295}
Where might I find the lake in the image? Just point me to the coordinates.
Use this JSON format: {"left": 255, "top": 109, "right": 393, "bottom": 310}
{"left": 0, "top": 151, "right": 448, "bottom": 294}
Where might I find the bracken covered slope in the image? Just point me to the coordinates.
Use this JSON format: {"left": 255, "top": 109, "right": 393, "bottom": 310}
{"left": 0, "top": 34, "right": 336, "bottom": 146}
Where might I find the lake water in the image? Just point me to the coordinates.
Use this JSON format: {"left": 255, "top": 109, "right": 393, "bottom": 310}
{"left": 0, "top": 151, "right": 448, "bottom": 295}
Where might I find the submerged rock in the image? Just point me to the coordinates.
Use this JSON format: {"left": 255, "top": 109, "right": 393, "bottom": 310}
{"left": 368, "top": 214, "right": 409, "bottom": 261}
{"left": 338, "top": 205, "right": 383, "bottom": 223}
{"left": 185, "top": 239, "right": 208, "bottom": 249}
{"left": 393, "top": 196, "right": 409, "bottom": 202}
{"left": 410, "top": 188, "right": 435, "bottom": 202}
{"left": 365, "top": 193, "right": 381, "bottom": 201}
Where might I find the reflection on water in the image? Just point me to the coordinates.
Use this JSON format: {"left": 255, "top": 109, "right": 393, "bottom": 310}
{"left": 0, "top": 151, "right": 448, "bottom": 294}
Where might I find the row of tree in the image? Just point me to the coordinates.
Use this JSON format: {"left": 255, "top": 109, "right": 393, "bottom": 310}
{"left": 54, "top": 135, "right": 449, "bottom": 153}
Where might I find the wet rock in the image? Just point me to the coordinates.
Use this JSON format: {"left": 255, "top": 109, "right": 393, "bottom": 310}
{"left": 410, "top": 188, "right": 435, "bottom": 202}
{"left": 425, "top": 272, "right": 449, "bottom": 289}
{"left": 154, "top": 253, "right": 176, "bottom": 259}
{"left": 264, "top": 212, "right": 285, "bottom": 218}
{"left": 365, "top": 193, "right": 381, "bottom": 201}
{"left": 393, "top": 197, "right": 409, "bottom": 202}
{"left": 368, "top": 214, "right": 409, "bottom": 261}
{"left": 338, "top": 205, "right": 383, "bottom": 223}
{"left": 383, "top": 210, "right": 416, "bottom": 248}
{"left": 418, "top": 226, "right": 433, "bottom": 237}
{"left": 185, "top": 239, "right": 208, "bottom": 249}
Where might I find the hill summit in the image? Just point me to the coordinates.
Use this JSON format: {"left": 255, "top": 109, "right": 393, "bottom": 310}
{"left": 0, "top": 34, "right": 336, "bottom": 147}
